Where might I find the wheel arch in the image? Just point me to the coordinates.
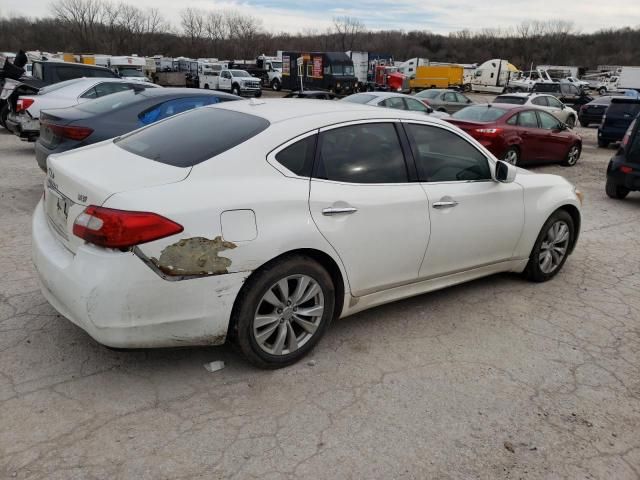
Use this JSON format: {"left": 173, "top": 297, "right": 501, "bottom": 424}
{"left": 555, "top": 204, "right": 581, "bottom": 254}
{"left": 228, "top": 248, "right": 347, "bottom": 340}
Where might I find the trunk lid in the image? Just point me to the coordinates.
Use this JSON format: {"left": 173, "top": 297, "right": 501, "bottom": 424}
{"left": 43, "top": 141, "right": 190, "bottom": 253}
{"left": 445, "top": 118, "right": 488, "bottom": 133}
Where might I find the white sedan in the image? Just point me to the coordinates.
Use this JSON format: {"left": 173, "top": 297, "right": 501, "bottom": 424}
{"left": 7, "top": 77, "right": 159, "bottom": 140}
{"left": 493, "top": 92, "right": 578, "bottom": 127}
{"left": 342, "top": 91, "right": 450, "bottom": 118}
{"left": 33, "top": 99, "right": 583, "bottom": 368}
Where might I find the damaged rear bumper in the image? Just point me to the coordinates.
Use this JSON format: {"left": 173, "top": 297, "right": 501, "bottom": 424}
{"left": 32, "top": 200, "right": 248, "bottom": 348}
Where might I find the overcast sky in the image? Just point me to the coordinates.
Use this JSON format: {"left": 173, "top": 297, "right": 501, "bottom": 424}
{"left": 3, "top": 0, "right": 640, "bottom": 34}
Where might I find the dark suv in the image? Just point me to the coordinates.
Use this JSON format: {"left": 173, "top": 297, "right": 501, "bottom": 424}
{"left": 597, "top": 97, "right": 640, "bottom": 148}
{"left": 531, "top": 81, "right": 593, "bottom": 107}
{"left": 606, "top": 118, "right": 640, "bottom": 199}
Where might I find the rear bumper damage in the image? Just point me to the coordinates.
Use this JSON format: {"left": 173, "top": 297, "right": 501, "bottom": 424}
{"left": 32, "top": 200, "right": 248, "bottom": 348}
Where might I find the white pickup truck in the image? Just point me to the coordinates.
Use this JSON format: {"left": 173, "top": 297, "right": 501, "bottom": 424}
{"left": 216, "top": 69, "right": 262, "bottom": 97}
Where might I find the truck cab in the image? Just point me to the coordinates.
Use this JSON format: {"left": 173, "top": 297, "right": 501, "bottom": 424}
{"left": 218, "top": 69, "right": 262, "bottom": 97}
{"left": 471, "top": 59, "right": 517, "bottom": 94}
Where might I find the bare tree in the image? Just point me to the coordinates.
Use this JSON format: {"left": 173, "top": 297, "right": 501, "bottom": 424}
{"left": 51, "top": 0, "right": 104, "bottom": 50}
{"left": 332, "top": 16, "right": 365, "bottom": 51}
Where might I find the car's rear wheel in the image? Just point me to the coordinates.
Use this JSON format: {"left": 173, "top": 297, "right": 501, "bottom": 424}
{"left": 503, "top": 147, "right": 520, "bottom": 166}
{"left": 605, "top": 178, "right": 629, "bottom": 199}
{"left": 563, "top": 144, "right": 581, "bottom": 166}
{"left": 233, "top": 255, "right": 335, "bottom": 368}
{"left": 524, "top": 210, "right": 574, "bottom": 282}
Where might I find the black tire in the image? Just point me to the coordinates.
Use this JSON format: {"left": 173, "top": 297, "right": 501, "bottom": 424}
{"left": 579, "top": 120, "right": 589, "bottom": 128}
{"left": 0, "top": 103, "right": 9, "bottom": 129}
{"left": 271, "top": 79, "right": 281, "bottom": 91}
{"left": 562, "top": 143, "right": 581, "bottom": 166}
{"left": 598, "top": 87, "right": 606, "bottom": 96}
{"left": 606, "top": 178, "right": 629, "bottom": 199}
{"left": 231, "top": 84, "right": 241, "bottom": 96}
{"left": 503, "top": 146, "right": 520, "bottom": 166}
{"left": 566, "top": 116, "right": 576, "bottom": 128}
{"left": 232, "top": 255, "right": 335, "bottom": 369}
{"left": 523, "top": 210, "right": 575, "bottom": 282}
{"left": 437, "top": 107, "right": 447, "bottom": 113}
{"left": 598, "top": 139, "right": 609, "bottom": 148}
{"left": 255, "top": 90, "right": 262, "bottom": 98}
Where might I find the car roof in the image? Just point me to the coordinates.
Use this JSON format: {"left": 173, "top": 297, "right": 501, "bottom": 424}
{"left": 472, "top": 103, "right": 525, "bottom": 111}
{"left": 212, "top": 98, "right": 450, "bottom": 126}
{"left": 361, "top": 91, "right": 414, "bottom": 99}
{"left": 137, "top": 87, "right": 238, "bottom": 100}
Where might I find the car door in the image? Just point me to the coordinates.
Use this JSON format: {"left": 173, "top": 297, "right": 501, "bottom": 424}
{"left": 453, "top": 93, "right": 472, "bottom": 113}
{"left": 379, "top": 97, "right": 406, "bottom": 110}
{"left": 308, "top": 121, "right": 430, "bottom": 296}
{"left": 515, "top": 110, "right": 544, "bottom": 161}
{"left": 404, "top": 97, "right": 431, "bottom": 115}
{"left": 219, "top": 71, "right": 231, "bottom": 91}
{"left": 544, "top": 95, "right": 568, "bottom": 123}
{"left": 442, "top": 92, "right": 459, "bottom": 112}
{"left": 536, "top": 111, "right": 569, "bottom": 161}
{"left": 402, "top": 121, "right": 524, "bottom": 278}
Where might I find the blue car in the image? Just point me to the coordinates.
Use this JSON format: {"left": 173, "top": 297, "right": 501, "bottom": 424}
{"left": 35, "top": 87, "right": 240, "bottom": 171}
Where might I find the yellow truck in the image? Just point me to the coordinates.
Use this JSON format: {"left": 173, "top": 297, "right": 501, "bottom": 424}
{"left": 409, "top": 65, "right": 465, "bottom": 91}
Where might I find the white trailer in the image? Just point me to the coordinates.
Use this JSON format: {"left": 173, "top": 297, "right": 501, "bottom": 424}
{"left": 618, "top": 67, "right": 640, "bottom": 90}
{"left": 110, "top": 56, "right": 151, "bottom": 83}
{"left": 471, "top": 59, "right": 518, "bottom": 93}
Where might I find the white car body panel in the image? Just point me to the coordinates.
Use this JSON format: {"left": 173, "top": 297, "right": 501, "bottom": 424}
{"left": 33, "top": 99, "right": 582, "bottom": 348}
{"left": 494, "top": 93, "right": 578, "bottom": 125}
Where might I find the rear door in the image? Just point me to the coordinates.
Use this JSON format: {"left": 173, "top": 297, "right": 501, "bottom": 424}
{"left": 308, "top": 121, "right": 430, "bottom": 296}
{"left": 403, "top": 121, "right": 524, "bottom": 277}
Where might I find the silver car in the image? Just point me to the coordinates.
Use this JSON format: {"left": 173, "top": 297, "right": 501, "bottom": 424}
{"left": 414, "top": 89, "right": 474, "bottom": 113}
{"left": 493, "top": 92, "right": 578, "bottom": 128}
{"left": 342, "top": 91, "right": 449, "bottom": 118}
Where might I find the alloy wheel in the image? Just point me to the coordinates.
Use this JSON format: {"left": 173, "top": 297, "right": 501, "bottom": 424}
{"left": 538, "top": 220, "right": 570, "bottom": 274}
{"left": 566, "top": 145, "right": 580, "bottom": 165}
{"left": 253, "top": 275, "right": 325, "bottom": 356}
{"left": 504, "top": 149, "right": 519, "bottom": 165}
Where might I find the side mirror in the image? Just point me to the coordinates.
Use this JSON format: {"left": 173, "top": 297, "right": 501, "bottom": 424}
{"left": 495, "top": 160, "right": 516, "bottom": 183}
{"left": 558, "top": 123, "right": 568, "bottom": 131}
{"left": 467, "top": 99, "right": 472, "bottom": 103}
{"left": 561, "top": 104, "right": 566, "bottom": 109}
{"left": 426, "top": 105, "right": 434, "bottom": 113}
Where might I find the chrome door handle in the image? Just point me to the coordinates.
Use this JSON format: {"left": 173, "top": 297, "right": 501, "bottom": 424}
{"left": 322, "top": 207, "right": 358, "bottom": 216}
{"left": 433, "top": 201, "right": 458, "bottom": 209}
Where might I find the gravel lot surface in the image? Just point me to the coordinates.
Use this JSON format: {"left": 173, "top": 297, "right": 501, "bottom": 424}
{"left": 1, "top": 93, "right": 639, "bottom": 479}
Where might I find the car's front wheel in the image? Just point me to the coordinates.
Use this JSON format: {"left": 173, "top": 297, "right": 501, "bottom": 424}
{"left": 563, "top": 144, "right": 581, "bottom": 166}
{"left": 524, "top": 210, "right": 575, "bottom": 282}
{"left": 566, "top": 116, "right": 576, "bottom": 128}
{"left": 503, "top": 146, "right": 520, "bottom": 166}
{"left": 605, "top": 178, "right": 629, "bottom": 199}
{"left": 233, "top": 255, "right": 335, "bottom": 368}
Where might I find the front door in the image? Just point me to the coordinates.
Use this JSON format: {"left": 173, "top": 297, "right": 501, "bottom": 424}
{"left": 402, "top": 121, "right": 524, "bottom": 278}
{"left": 309, "top": 121, "right": 430, "bottom": 296}
{"left": 536, "top": 111, "right": 570, "bottom": 162}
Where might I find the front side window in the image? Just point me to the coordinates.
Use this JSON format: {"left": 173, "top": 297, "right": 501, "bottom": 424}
{"left": 537, "top": 111, "right": 561, "bottom": 130}
{"left": 405, "top": 124, "right": 491, "bottom": 182}
{"left": 405, "top": 98, "right": 429, "bottom": 113}
{"left": 314, "top": 123, "right": 408, "bottom": 184}
{"left": 381, "top": 97, "right": 406, "bottom": 110}
{"left": 274, "top": 135, "right": 317, "bottom": 177}
{"left": 547, "top": 96, "right": 564, "bottom": 108}
{"left": 443, "top": 92, "right": 457, "bottom": 102}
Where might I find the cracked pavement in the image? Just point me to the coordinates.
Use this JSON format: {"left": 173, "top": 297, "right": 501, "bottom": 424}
{"left": 1, "top": 99, "right": 639, "bottom": 479}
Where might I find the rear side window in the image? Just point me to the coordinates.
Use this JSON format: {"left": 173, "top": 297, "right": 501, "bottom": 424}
{"left": 405, "top": 124, "right": 491, "bottom": 182}
{"left": 314, "top": 123, "right": 408, "bottom": 183}
{"left": 115, "top": 108, "right": 270, "bottom": 167}
{"left": 531, "top": 97, "right": 548, "bottom": 106}
{"left": 275, "top": 135, "right": 317, "bottom": 177}
{"left": 138, "top": 96, "right": 225, "bottom": 125}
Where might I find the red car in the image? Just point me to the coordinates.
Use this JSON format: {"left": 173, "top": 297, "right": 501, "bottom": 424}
{"left": 446, "top": 104, "right": 582, "bottom": 167}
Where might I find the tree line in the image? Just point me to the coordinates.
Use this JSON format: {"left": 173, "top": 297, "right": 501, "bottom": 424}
{"left": 1, "top": 0, "right": 639, "bottom": 69}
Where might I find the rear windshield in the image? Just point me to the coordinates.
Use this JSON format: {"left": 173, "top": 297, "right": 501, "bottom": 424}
{"left": 608, "top": 102, "right": 640, "bottom": 117}
{"left": 115, "top": 107, "right": 270, "bottom": 167}
{"left": 532, "top": 84, "right": 559, "bottom": 92}
{"left": 76, "top": 89, "right": 146, "bottom": 113}
{"left": 494, "top": 96, "right": 526, "bottom": 105}
{"left": 342, "top": 93, "right": 376, "bottom": 104}
{"left": 39, "top": 78, "right": 87, "bottom": 95}
{"left": 452, "top": 106, "right": 507, "bottom": 122}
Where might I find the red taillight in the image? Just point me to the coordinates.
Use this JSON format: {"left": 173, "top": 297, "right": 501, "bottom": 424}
{"left": 620, "top": 166, "right": 633, "bottom": 174}
{"left": 16, "top": 98, "right": 34, "bottom": 112}
{"left": 475, "top": 128, "right": 503, "bottom": 136}
{"left": 73, "top": 206, "right": 183, "bottom": 249}
{"left": 42, "top": 122, "right": 94, "bottom": 141}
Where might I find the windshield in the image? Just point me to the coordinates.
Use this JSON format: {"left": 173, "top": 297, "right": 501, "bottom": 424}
{"left": 342, "top": 93, "right": 376, "bottom": 104}
{"left": 416, "top": 90, "right": 441, "bottom": 99}
{"left": 270, "top": 62, "right": 282, "bottom": 70}
{"left": 230, "top": 70, "right": 251, "bottom": 77}
{"left": 119, "top": 68, "right": 145, "bottom": 77}
{"left": 331, "top": 64, "right": 354, "bottom": 76}
{"left": 452, "top": 106, "right": 508, "bottom": 122}
{"left": 494, "top": 96, "right": 526, "bottom": 105}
